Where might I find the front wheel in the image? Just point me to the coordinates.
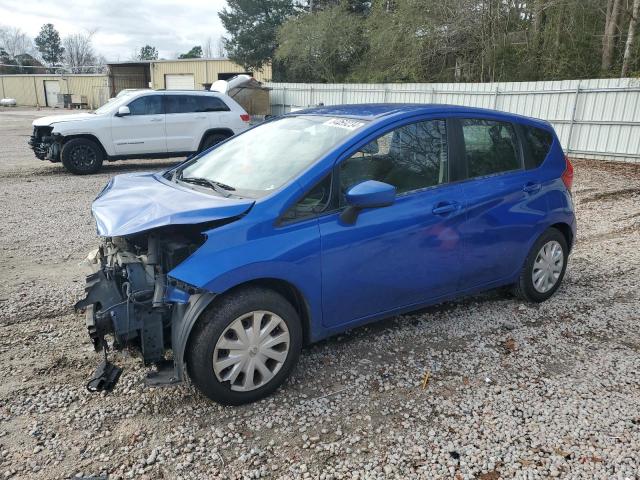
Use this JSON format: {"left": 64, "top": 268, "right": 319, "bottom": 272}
{"left": 61, "top": 138, "right": 104, "bottom": 174}
{"left": 186, "top": 286, "right": 302, "bottom": 405}
{"left": 513, "top": 228, "right": 568, "bottom": 302}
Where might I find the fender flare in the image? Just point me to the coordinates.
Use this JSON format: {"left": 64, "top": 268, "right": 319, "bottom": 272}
{"left": 170, "top": 292, "right": 217, "bottom": 381}
{"left": 197, "top": 128, "right": 234, "bottom": 151}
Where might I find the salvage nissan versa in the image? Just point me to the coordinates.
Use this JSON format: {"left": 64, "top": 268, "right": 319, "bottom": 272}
{"left": 75, "top": 104, "right": 576, "bottom": 405}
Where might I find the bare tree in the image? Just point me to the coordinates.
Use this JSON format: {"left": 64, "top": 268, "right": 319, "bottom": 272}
{"left": 63, "top": 31, "right": 98, "bottom": 73}
{"left": 622, "top": 0, "right": 640, "bottom": 76}
{"left": 202, "top": 36, "right": 226, "bottom": 58}
{"left": 214, "top": 36, "right": 226, "bottom": 57}
{"left": 602, "top": 0, "right": 622, "bottom": 71}
{"left": 203, "top": 37, "right": 213, "bottom": 58}
{"left": 0, "top": 26, "right": 33, "bottom": 60}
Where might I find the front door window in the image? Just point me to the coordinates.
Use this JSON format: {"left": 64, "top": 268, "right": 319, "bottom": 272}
{"left": 339, "top": 119, "right": 448, "bottom": 201}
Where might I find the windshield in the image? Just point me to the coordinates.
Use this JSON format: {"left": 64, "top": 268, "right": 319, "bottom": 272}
{"left": 178, "top": 116, "right": 366, "bottom": 197}
{"left": 93, "top": 92, "right": 135, "bottom": 114}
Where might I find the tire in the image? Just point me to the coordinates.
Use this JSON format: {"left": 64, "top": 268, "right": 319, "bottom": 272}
{"left": 198, "top": 133, "right": 229, "bottom": 153}
{"left": 61, "top": 138, "right": 104, "bottom": 174}
{"left": 513, "top": 227, "right": 568, "bottom": 303}
{"left": 186, "top": 286, "right": 303, "bottom": 405}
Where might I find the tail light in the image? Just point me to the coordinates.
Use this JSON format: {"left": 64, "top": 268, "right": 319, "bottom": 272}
{"left": 561, "top": 155, "right": 574, "bottom": 192}
{"left": 240, "top": 114, "right": 250, "bottom": 122}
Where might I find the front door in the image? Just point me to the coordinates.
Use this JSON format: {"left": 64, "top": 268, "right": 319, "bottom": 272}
{"left": 111, "top": 94, "right": 166, "bottom": 155}
{"left": 319, "top": 118, "right": 466, "bottom": 327}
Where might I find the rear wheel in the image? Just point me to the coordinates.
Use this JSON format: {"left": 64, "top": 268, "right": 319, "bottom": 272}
{"left": 513, "top": 228, "right": 568, "bottom": 302}
{"left": 61, "top": 138, "right": 104, "bottom": 174}
{"left": 198, "top": 133, "right": 229, "bottom": 153}
{"left": 186, "top": 286, "right": 302, "bottom": 405}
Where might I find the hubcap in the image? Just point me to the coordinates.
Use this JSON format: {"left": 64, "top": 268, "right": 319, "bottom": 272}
{"left": 213, "top": 310, "right": 290, "bottom": 392}
{"left": 532, "top": 240, "right": 564, "bottom": 293}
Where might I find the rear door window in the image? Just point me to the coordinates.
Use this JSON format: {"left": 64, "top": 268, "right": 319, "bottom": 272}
{"left": 165, "top": 95, "right": 198, "bottom": 114}
{"left": 522, "top": 125, "right": 554, "bottom": 168}
{"left": 165, "top": 95, "right": 231, "bottom": 114}
{"left": 461, "top": 119, "right": 522, "bottom": 178}
{"left": 127, "top": 95, "right": 163, "bottom": 115}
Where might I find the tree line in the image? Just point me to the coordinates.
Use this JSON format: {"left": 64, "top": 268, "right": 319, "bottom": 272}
{"left": 0, "top": 24, "right": 226, "bottom": 75}
{"left": 0, "top": 24, "right": 107, "bottom": 74}
{"left": 221, "top": 0, "right": 640, "bottom": 82}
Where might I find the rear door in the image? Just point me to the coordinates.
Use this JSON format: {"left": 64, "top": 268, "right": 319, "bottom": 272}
{"left": 164, "top": 94, "right": 202, "bottom": 152}
{"left": 318, "top": 118, "right": 466, "bottom": 327}
{"left": 165, "top": 94, "right": 230, "bottom": 152}
{"left": 454, "top": 117, "right": 548, "bottom": 288}
{"left": 111, "top": 94, "right": 166, "bottom": 155}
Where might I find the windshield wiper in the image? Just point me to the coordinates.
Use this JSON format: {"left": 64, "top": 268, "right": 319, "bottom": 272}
{"left": 179, "top": 175, "right": 235, "bottom": 197}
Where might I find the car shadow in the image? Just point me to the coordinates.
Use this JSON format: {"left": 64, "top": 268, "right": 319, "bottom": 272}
{"left": 304, "top": 287, "right": 514, "bottom": 351}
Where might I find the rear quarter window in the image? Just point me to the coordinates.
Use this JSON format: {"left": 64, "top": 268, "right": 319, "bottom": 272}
{"left": 522, "top": 125, "right": 554, "bottom": 168}
{"left": 196, "top": 96, "right": 230, "bottom": 112}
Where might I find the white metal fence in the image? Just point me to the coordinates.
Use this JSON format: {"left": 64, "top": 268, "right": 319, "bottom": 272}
{"left": 265, "top": 78, "right": 640, "bottom": 162}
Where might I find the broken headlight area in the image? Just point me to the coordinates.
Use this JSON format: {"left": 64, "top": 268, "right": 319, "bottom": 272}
{"left": 75, "top": 227, "right": 205, "bottom": 390}
{"left": 28, "top": 126, "right": 61, "bottom": 161}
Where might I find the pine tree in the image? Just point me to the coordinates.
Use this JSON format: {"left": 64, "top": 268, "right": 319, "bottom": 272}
{"left": 178, "top": 46, "right": 203, "bottom": 59}
{"left": 219, "top": 0, "right": 295, "bottom": 71}
{"left": 34, "top": 23, "right": 64, "bottom": 67}
{"left": 138, "top": 45, "right": 158, "bottom": 60}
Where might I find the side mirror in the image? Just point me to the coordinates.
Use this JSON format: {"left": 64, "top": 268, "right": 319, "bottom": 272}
{"left": 340, "top": 180, "right": 396, "bottom": 225}
{"left": 116, "top": 105, "right": 130, "bottom": 117}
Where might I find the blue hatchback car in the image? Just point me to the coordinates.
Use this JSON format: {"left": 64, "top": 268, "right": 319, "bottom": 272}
{"left": 76, "top": 104, "right": 576, "bottom": 404}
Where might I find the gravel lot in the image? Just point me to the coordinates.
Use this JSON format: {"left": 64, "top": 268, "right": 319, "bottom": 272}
{"left": 0, "top": 107, "right": 639, "bottom": 480}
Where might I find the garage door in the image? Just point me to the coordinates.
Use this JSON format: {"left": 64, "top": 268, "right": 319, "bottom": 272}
{"left": 165, "top": 74, "right": 195, "bottom": 90}
{"left": 44, "top": 80, "right": 60, "bottom": 107}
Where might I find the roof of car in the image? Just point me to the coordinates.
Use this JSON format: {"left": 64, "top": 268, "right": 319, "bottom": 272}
{"left": 152, "top": 89, "right": 222, "bottom": 95}
{"left": 292, "top": 103, "right": 550, "bottom": 126}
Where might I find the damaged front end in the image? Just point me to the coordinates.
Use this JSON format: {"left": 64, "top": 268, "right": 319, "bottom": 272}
{"left": 75, "top": 228, "right": 206, "bottom": 391}
{"left": 76, "top": 171, "right": 254, "bottom": 392}
{"left": 28, "top": 126, "right": 61, "bottom": 161}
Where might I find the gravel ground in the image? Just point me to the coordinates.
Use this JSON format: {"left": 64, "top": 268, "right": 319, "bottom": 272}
{"left": 0, "top": 107, "right": 639, "bottom": 480}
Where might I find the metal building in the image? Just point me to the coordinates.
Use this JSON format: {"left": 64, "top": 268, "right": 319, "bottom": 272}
{"left": 107, "top": 58, "right": 272, "bottom": 94}
{"left": 0, "top": 58, "right": 272, "bottom": 108}
{"left": 0, "top": 74, "right": 110, "bottom": 109}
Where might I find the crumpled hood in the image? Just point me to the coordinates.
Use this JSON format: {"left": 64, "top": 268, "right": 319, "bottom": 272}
{"left": 92, "top": 172, "right": 254, "bottom": 237}
{"left": 33, "top": 113, "right": 98, "bottom": 126}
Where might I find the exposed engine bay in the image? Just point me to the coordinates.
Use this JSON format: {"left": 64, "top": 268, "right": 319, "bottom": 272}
{"left": 75, "top": 228, "right": 206, "bottom": 390}
{"left": 28, "top": 126, "right": 61, "bottom": 161}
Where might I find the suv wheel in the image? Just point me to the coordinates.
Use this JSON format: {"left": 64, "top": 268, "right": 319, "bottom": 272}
{"left": 186, "top": 286, "right": 302, "bottom": 405}
{"left": 198, "top": 133, "right": 229, "bottom": 153}
{"left": 513, "top": 227, "right": 568, "bottom": 302}
{"left": 61, "top": 138, "right": 104, "bottom": 174}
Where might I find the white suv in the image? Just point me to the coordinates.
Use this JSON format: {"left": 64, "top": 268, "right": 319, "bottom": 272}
{"left": 29, "top": 90, "right": 251, "bottom": 174}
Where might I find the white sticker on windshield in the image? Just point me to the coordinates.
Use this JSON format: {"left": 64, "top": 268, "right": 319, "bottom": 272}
{"left": 323, "top": 118, "right": 365, "bottom": 130}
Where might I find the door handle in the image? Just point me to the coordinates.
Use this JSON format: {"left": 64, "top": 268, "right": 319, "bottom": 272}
{"left": 432, "top": 201, "right": 459, "bottom": 215}
{"left": 150, "top": 118, "right": 163, "bottom": 122}
{"left": 195, "top": 115, "right": 207, "bottom": 120}
{"left": 523, "top": 182, "right": 541, "bottom": 193}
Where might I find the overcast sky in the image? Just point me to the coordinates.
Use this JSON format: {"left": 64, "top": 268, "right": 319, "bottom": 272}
{"left": 0, "top": 0, "right": 229, "bottom": 60}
